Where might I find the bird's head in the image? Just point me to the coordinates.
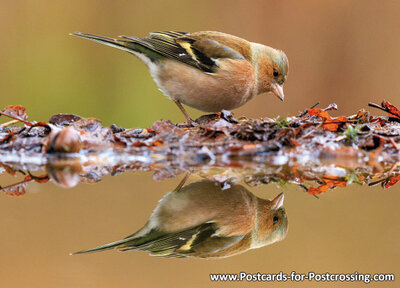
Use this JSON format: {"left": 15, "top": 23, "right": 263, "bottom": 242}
{"left": 251, "top": 192, "right": 288, "bottom": 249}
{"left": 251, "top": 43, "right": 289, "bottom": 101}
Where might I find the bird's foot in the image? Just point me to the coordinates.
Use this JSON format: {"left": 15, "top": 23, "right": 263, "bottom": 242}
{"left": 173, "top": 100, "right": 199, "bottom": 127}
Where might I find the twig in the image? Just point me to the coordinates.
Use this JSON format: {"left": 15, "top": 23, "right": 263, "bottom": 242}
{"left": 388, "top": 138, "right": 399, "bottom": 150}
{"left": 0, "top": 111, "right": 31, "bottom": 126}
{"left": 1, "top": 120, "right": 19, "bottom": 127}
{"left": 368, "top": 179, "right": 384, "bottom": 186}
{"left": 368, "top": 102, "right": 400, "bottom": 119}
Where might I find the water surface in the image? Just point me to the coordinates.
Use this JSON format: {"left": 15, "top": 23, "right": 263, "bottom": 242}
{"left": 0, "top": 156, "right": 398, "bottom": 287}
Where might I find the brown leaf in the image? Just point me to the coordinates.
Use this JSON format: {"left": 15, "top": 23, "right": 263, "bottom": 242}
{"left": 151, "top": 139, "right": 164, "bottom": 146}
{"left": 75, "top": 118, "right": 102, "bottom": 132}
{"left": 1, "top": 105, "right": 28, "bottom": 120}
{"left": 49, "top": 114, "right": 82, "bottom": 126}
{"left": 1, "top": 182, "right": 27, "bottom": 196}
{"left": 359, "top": 135, "right": 383, "bottom": 151}
{"left": 1, "top": 164, "right": 18, "bottom": 176}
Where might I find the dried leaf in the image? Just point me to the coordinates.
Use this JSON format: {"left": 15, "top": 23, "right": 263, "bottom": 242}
{"left": 308, "top": 176, "right": 347, "bottom": 195}
{"left": 308, "top": 108, "right": 332, "bottom": 120}
{"left": 1, "top": 164, "right": 18, "bottom": 176}
{"left": 29, "top": 174, "right": 49, "bottom": 184}
{"left": 151, "top": 139, "right": 164, "bottom": 146}
{"left": 1, "top": 183, "right": 27, "bottom": 196}
{"left": 1, "top": 105, "right": 28, "bottom": 121}
{"left": 382, "top": 101, "right": 400, "bottom": 119}
{"left": 308, "top": 108, "right": 348, "bottom": 131}
{"left": 370, "top": 116, "right": 386, "bottom": 126}
{"left": 75, "top": 118, "right": 102, "bottom": 132}
{"left": 49, "top": 114, "right": 82, "bottom": 126}
{"left": 382, "top": 175, "right": 400, "bottom": 189}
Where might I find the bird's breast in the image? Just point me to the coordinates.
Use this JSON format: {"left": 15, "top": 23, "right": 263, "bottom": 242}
{"left": 152, "top": 59, "right": 257, "bottom": 112}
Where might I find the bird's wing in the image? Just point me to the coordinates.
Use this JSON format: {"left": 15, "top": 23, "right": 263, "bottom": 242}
{"left": 122, "top": 31, "right": 242, "bottom": 73}
{"left": 183, "top": 31, "right": 251, "bottom": 61}
{"left": 120, "top": 31, "right": 216, "bottom": 72}
{"left": 175, "top": 37, "right": 246, "bottom": 63}
{"left": 127, "top": 224, "right": 244, "bottom": 258}
{"left": 117, "top": 222, "right": 238, "bottom": 257}
{"left": 179, "top": 234, "right": 245, "bottom": 257}
{"left": 72, "top": 221, "right": 244, "bottom": 258}
{"left": 71, "top": 227, "right": 198, "bottom": 256}
{"left": 119, "top": 222, "right": 216, "bottom": 257}
{"left": 72, "top": 31, "right": 248, "bottom": 73}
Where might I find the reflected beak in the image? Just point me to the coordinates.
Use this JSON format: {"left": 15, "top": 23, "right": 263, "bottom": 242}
{"left": 271, "top": 192, "right": 284, "bottom": 209}
{"left": 271, "top": 83, "right": 284, "bottom": 101}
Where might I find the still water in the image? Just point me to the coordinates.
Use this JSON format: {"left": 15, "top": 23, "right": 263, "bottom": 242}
{"left": 0, "top": 157, "right": 398, "bottom": 287}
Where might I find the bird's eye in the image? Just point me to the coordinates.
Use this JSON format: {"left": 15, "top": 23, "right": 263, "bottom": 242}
{"left": 273, "top": 215, "right": 279, "bottom": 224}
{"left": 273, "top": 69, "right": 279, "bottom": 77}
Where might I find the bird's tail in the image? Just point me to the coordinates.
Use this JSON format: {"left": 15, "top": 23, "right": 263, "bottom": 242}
{"left": 70, "top": 32, "right": 138, "bottom": 54}
{"left": 71, "top": 237, "right": 134, "bottom": 255}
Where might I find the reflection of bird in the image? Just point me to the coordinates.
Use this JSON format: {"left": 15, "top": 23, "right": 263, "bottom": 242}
{"left": 73, "top": 180, "right": 288, "bottom": 258}
{"left": 71, "top": 31, "right": 289, "bottom": 124}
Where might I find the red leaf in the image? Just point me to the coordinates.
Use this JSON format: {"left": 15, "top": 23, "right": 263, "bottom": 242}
{"left": 382, "top": 175, "right": 400, "bottom": 189}
{"left": 308, "top": 176, "right": 347, "bottom": 195}
{"left": 308, "top": 108, "right": 332, "bottom": 121}
{"left": 370, "top": 116, "right": 386, "bottom": 126}
{"left": 31, "top": 174, "right": 50, "bottom": 184}
{"left": 382, "top": 101, "right": 400, "bottom": 119}
{"left": 308, "top": 109, "right": 348, "bottom": 131}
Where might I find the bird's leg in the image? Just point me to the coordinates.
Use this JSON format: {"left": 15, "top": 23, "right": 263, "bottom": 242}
{"left": 173, "top": 100, "right": 196, "bottom": 125}
{"left": 174, "top": 172, "right": 190, "bottom": 192}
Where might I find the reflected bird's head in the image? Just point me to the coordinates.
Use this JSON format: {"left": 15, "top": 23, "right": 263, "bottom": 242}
{"left": 250, "top": 192, "right": 288, "bottom": 249}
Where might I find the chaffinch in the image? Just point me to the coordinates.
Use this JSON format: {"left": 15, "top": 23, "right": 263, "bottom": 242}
{"left": 73, "top": 179, "right": 288, "bottom": 258}
{"left": 71, "top": 31, "right": 289, "bottom": 124}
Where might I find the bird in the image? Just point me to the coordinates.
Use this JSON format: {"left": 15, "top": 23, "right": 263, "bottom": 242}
{"left": 70, "top": 31, "right": 289, "bottom": 124}
{"left": 73, "top": 178, "right": 288, "bottom": 258}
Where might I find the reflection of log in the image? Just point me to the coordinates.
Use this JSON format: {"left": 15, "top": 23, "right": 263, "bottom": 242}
{"left": 1, "top": 102, "right": 400, "bottom": 195}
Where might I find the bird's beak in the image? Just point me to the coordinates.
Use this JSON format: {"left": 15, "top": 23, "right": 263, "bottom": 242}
{"left": 271, "top": 83, "right": 284, "bottom": 101}
{"left": 271, "top": 192, "right": 284, "bottom": 209}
